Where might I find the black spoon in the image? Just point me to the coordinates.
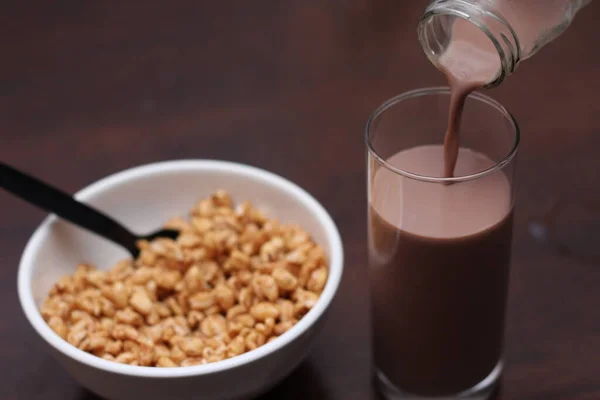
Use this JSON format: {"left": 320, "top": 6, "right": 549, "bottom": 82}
{"left": 0, "top": 162, "right": 179, "bottom": 258}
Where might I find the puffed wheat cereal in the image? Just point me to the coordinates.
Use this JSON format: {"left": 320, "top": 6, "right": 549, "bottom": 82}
{"left": 41, "top": 191, "right": 328, "bottom": 367}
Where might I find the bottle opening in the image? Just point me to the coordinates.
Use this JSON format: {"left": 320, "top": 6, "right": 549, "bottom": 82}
{"left": 418, "top": 4, "right": 520, "bottom": 88}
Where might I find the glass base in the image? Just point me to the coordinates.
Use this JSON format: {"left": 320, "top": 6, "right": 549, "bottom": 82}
{"left": 374, "top": 361, "right": 502, "bottom": 400}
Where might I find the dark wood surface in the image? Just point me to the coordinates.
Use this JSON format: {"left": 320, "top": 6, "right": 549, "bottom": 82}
{"left": 1, "top": 2, "right": 599, "bottom": 399}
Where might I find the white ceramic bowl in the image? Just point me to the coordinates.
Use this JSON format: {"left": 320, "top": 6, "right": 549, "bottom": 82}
{"left": 17, "top": 160, "right": 343, "bottom": 400}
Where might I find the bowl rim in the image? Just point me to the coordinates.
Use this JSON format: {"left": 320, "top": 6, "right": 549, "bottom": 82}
{"left": 17, "top": 159, "right": 344, "bottom": 378}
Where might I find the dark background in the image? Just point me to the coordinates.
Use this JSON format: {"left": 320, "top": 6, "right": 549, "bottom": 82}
{"left": 1, "top": 1, "right": 599, "bottom": 399}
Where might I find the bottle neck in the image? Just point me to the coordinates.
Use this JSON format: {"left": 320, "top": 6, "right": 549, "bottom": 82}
{"left": 418, "top": 1, "right": 521, "bottom": 88}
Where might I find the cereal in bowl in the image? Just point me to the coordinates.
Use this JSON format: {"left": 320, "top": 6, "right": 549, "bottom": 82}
{"left": 40, "top": 191, "right": 328, "bottom": 367}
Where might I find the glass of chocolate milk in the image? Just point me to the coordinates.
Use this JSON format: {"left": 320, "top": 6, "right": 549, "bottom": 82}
{"left": 367, "top": 87, "right": 519, "bottom": 399}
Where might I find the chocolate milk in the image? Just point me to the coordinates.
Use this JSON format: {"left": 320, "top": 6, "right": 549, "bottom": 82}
{"left": 438, "top": 19, "right": 501, "bottom": 178}
{"left": 369, "top": 145, "right": 513, "bottom": 396}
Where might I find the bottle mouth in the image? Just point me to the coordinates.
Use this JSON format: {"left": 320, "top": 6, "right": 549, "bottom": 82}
{"left": 418, "top": 4, "right": 520, "bottom": 88}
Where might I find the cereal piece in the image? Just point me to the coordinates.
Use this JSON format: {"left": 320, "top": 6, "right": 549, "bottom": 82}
{"left": 192, "top": 217, "right": 214, "bottom": 233}
{"left": 237, "top": 287, "right": 254, "bottom": 309}
{"left": 245, "top": 331, "right": 266, "bottom": 351}
{"left": 145, "top": 280, "right": 158, "bottom": 300}
{"left": 274, "top": 320, "right": 297, "bottom": 336}
{"left": 183, "top": 266, "right": 203, "bottom": 293}
{"left": 181, "top": 358, "right": 203, "bottom": 367}
{"left": 308, "top": 246, "right": 326, "bottom": 264}
{"left": 227, "top": 336, "right": 246, "bottom": 357}
{"left": 272, "top": 268, "right": 298, "bottom": 291}
{"left": 48, "top": 316, "right": 68, "bottom": 339}
{"left": 204, "top": 305, "right": 221, "bottom": 315}
{"left": 100, "top": 317, "right": 115, "bottom": 332}
{"left": 198, "top": 261, "right": 219, "bottom": 283}
{"left": 161, "top": 325, "right": 175, "bottom": 342}
{"left": 204, "top": 335, "right": 229, "bottom": 348}
{"left": 287, "top": 231, "right": 310, "bottom": 249}
{"left": 277, "top": 299, "right": 295, "bottom": 322}
{"left": 212, "top": 190, "right": 232, "bottom": 207}
{"left": 85, "top": 270, "right": 108, "bottom": 287}
{"left": 142, "top": 325, "right": 163, "bottom": 343}
{"left": 170, "top": 346, "right": 186, "bottom": 364}
{"left": 226, "top": 305, "right": 247, "bottom": 320}
{"left": 74, "top": 294, "right": 101, "bottom": 316}
{"left": 123, "top": 340, "right": 140, "bottom": 354}
{"left": 202, "top": 346, "right": 226, "bottom": 363}
{"left": 146, "top": 309, "right": 161, "bottom": 326}
{"left": 188, "top": 291, "right": 215, "bottom": 311}
{"left": 250, "top": 302, "right": 280, "bottom": 322}
{"left": 262, "top": 220, "right": 281, "bottom": 235}
{"left": 187, "top": 310, "right": 205, "bottom": 329}
{"left": 89, "top": 335, "right": 108, "bottom": 351}
{"left": 255, "top": 317, "right": 275, "bottom": 337}
{"left": 109, "top": 260, "right": 134, "bottom": 282}
{"left": 105, "top": 340, "right": 124, "bottom": 356}
{"left": 298, "top": 259, "right": 319, "bottom": 288}
{"left": 102, "top": 282, "right": 130, "bottom": 309}
{"left": 115, "top": 352, "right": 136, "bottom": 364}
{"left": 154, "top": 345, "right": 170, "bottom": 360}
{"left": 115, "top": 308, "right": 144, "bottom": 327}
{"left": 155, "top": 269, "right": 182, "bottom": 291}
{"left": 285, "top": 248, "right": 308, "bottom": 264}
{"left": 226, "top": 276, "right": 242, "bottom": 291}
{"left": 137, "top": 334, "right": 155, "bottom": 349}
{"left": 129, "top": 290, "right": 153, "bottom": 316}
{"left": 70, "top": 309, "right": 92, "bottom": 324}
{"left": 138, "top": 249, "right": 157, "bottom": 267}
{"left": 166, "top": 297, "right": 184, "bottom": 316}
{"left": 260, "top": 237, "right": 285, "bottom": 262}
{"left": 233, "top": 314, "right": 255, "bottom": 328}
{"left": 226, "top": 321, "right": 243, "bottom": 338}
{"left": 67, "top": 329, "right": 89, "bottom": 349}
{"left": 52, "top": 276, "right": 75, "bottom": 295}
{"left": 177, "top": 233, "right": 203, "bottom": 248}
{"left": 131, "top": 267, "right": 154, "bottom": 285}
{"left": 138, "top": 345, "right": 154, "bottom": 366}
{"left": 155, "top": 302, "right": 172, "bottom": 318}
{"left": 180, "top": 337, "right": 205, "bottom": 357}
{"left": 214, "top": 284, "right": 235, "bottom": 310}
{"left": 67, "top": 320, "right": 89, "bottom": 347}
{"left": 156, "top": 356, "right": 178, "bottom": 367}
{"left": 252, "top": 275, "right": 279, "bottom": 302}
{"left": 100, "top": 297, "right": 116, "bottom": 318}
{"left": 172, "top": 316, "right": 191, "bottom": 336}
{"left": 200, "top": 315, "right": 228, "bottom": 337}
{"left": 112, "top": 324, "right": 139, "bottom": 341}
{"left": 294, "top": 288, "right": 319, "bottom": 312}
{"left": 224, "top": 250, "right": 251, "bottom": 271}
{"left": 306, "top": 267, "right": 328, "bottom": 293}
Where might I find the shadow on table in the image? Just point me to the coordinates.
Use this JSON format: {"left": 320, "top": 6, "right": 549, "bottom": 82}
{"left": 75, "top": 360, "right": 330, "bottom": 400}
{"left": 372, "top": 378, "right": 504, "bottom": 400}
{"left": 258, "top": 360, "right": 331, "bottom": 400}
{"left": 77, "top": 390, "right": 103, "bottom": 400}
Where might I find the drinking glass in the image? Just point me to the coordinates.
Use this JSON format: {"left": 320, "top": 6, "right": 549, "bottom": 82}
{"left": 366, "top": 87, "right": 519, "bottom": 399}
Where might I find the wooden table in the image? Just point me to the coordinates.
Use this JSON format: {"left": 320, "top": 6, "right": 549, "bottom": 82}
{"left": 1, "top": 2, "right": 599, "bottom": 399}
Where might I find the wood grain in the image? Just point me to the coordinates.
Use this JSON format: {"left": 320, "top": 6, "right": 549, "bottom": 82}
{"left": 1, "top": 1, "right": 599, "bottom": 399}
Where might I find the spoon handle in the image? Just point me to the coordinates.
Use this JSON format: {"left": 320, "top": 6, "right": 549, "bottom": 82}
{"left": 0, "top": 162, "right": 139, "bottom": 257}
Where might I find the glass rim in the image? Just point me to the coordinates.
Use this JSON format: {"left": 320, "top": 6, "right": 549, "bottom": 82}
{"left": 365, "top": 86, "right": 520, "bottom": 184}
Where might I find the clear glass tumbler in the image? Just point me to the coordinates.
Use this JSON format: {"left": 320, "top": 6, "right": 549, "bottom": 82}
{"left": 366, "top": 88, "right": 519, "bottom": 399}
